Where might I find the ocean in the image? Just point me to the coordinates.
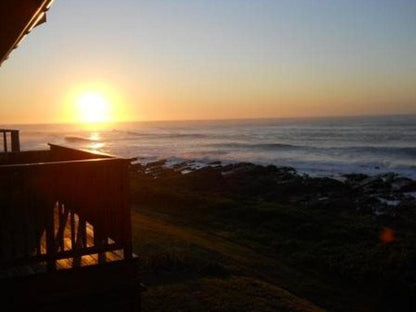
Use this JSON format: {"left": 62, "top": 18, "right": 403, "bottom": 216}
{"left": 6, "top": 115, "right": 416, "bottom": 179}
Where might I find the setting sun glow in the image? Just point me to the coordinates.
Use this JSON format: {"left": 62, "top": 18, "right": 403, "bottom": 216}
{"left": 77, "top": 92, "right": 112, "bottom": 123}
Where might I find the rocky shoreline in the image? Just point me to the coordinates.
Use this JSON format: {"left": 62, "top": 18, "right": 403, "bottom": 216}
{"left": 130, "top": 159, "right": 416, "bottom": 310}
{"left": 131, "top": 159, "right": 416, "bottom": 217}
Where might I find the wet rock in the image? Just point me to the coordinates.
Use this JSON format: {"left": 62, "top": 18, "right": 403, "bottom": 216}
{"left": 273, "top": 166, "right": 297, "bottom": 181}
{"left": 143, "top": 159, "right": 169, "bottom": 177}
{"left": 371, "top": 196, "right": 402, "bottom": 217}
{"left": 356, "top": 176, "right": 390, "bottom": 195}
{"left": 301, "top": 177, "right": 346, "bottom": 197}
{"left": 222, "top": 164, "right": 302, "bottom": 198}
{"left": 171, "top": 161, "right": 190, "bottom": 170}
{"left": 377, "top": 197, "right": 401, "bottom": 207}
{"left": 343, "top": 173, "right": 368, "bottom": 183}
{"left": 171, "top": 161, "right": 197, "bottom": 174}
{"left": 358, "top": 176, "right": 382, "bottom": 188}
{"left": 392, "top": 177, "right": 416, "bottom": 192}
{"left": 380, "top": 172, "right": 397, "bottom": 184}
{"left": 130, "top": 162, "right": 146, "bottom": 174}
{"left": 146, "top": 159, "right": 167, "bottom": 168}
{"left": 221, "top": 162, "right": 257, "bottom": 176}
{"left": 372, "top": 203, "right": 393, "bottom": 216}
{"left": 130, "top": 158, "right": 415, "bottom": 217}
{"left": 208, "top": 161, "right": 221, "bottom": 166}
{"left": 404, "top": 192, "right": 416, "bottom": 200}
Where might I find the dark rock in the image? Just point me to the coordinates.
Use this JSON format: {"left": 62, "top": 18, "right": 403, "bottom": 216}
{"left": 302, "top": 177, "right": 346, "bottom": 196}
{"left": 343, "top": 173, "right": 368, "bottom": 183}
{"left": 276, "top": 166, "right": 297, "bottom": 175}
{"left": 380, "top": 172, "right": 397, "bottom": 184}
{"left": 208, "top": 161, "right": 221, "bottom": 166}
{"left": 356, "top": 177, "right": 391, "bottom": 195}
{"left": 171, "top": 161, "right": 198, "bottom": 174}
{"left": 131, "top": 158, "right": 416, "bottom": 217}
{"left": 221, "top": 162, "right": 257, "bottom": 175}
{"left": 392, "top": 177, "right": 416, "bottom": 192}
{"left": 146, "top": 159, "right": 167, "bottom": 168}
{"left": 359, "top": 176, "right": 381, "bottom": 188}
{"left": 130, "top": 162, "right": 145, "bottom": 173}
{"left": 171, "top": 161, "right": 190, "bottom": 170}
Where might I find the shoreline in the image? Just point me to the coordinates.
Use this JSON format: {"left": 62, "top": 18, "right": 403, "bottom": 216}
{"left": 132, "top": 156, "right": 416, "bottom": 181}
{"left": 131, "top": 159, "right": 416, "bottom": 217}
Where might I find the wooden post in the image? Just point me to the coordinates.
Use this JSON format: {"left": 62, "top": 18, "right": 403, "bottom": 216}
{"left": 122, "top": 161, "right": 133, "bottom": 260}
{"left": 70, "top": 210, "right": 76, "bottom": 249}
{"left": 11, "top": 130, "right": 20, "bottom": 152}
{"left": 46, "top": 200, "right": 56, "bottom": 271}
{"left": 2, "top": 131, "right": 7, "bottom": 152}
{"left": 94, "top": 225, "right": 106, "bottom": 264}
{"left": 56, "top": 203, "right": 69, "bottom": 252}
{"left": 78, "top": 217, "right": 87, "bottom": 248}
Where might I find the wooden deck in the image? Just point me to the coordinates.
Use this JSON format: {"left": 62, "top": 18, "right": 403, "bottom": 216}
{"left": 53, "top": 213, "right": 126, "bottom": 270}
{"left": 0, "top": 144, "right": 142, "bottom": 311}
{"left": 0, "top": 145, "right": 134, "bottom": 275}
{"left": 0, "top": 203, "right": 132, "bottom": 279}
{"left": 0, "top": 145, "right": 133, "bottom": 271}
{"left": 53, "top": 220, "right": 124, "bottom": 270}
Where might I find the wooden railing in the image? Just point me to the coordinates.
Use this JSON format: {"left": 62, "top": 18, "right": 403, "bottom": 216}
{"left": 0, "top": 144, "right": 112, "bottom": 165}
{"left": 0, "top": 150, "right": 51, "bottom": 165}
{"left": 0, "top": 129, "right": 20, "bottom": 153}
{"left": 0, "top": 150, "right": 132, "bottom": 272}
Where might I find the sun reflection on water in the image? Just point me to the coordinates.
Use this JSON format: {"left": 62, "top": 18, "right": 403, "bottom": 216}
{"left": 89, "top": 132, "right": 100, "bottom": 141}
{"left": 89, "top": 142, "right": 105, "bottom": 151}
{"left": 87, "top": 132, "right": 105, "bottom": 151}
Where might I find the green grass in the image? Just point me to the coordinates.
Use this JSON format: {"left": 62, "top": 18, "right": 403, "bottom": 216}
{"left": 131, "top": 212, "right": 323, "bottom": 312}
{"left": 130, "top": 170, "right": 416, "bottom": 311}
{"left": 144, "top": 276, "right": 323, "bottom": 312}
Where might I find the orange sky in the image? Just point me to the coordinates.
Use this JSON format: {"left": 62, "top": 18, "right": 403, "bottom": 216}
{"left": 0, "top": 0, "right": 415, "bottom": 124}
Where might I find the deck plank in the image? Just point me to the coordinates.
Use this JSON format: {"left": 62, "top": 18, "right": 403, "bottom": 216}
{"left": 40, "top": 210, "right": 126, "bottom": 270}
{"left": 2, "top": 209, "right": 130, "bottom": 277}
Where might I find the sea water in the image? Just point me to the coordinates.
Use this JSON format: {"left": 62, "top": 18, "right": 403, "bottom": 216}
{"left": 5, "top": 115, "right": 416, "bottom": 179}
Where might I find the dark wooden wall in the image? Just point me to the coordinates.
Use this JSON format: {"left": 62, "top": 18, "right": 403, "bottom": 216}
{"left": 0, "top": 155, "right": 132, "bottom": 270}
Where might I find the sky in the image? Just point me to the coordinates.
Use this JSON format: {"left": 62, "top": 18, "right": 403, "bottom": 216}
{"left": 0, "top": 0, "right": 415, "bottom": 124}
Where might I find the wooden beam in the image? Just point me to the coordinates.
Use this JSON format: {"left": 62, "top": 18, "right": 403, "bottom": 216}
{"left": 2, "top": 131, "right": 7, "bottom": 152}
{"left": 10, "top": 130, "right": 20, "bottom": 152}
{"left": 0, "top": 0, "right": 55, "bottom": 66}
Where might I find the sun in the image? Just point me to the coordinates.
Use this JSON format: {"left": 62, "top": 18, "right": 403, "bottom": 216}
{"left": 77, "top": 92, "right": 112, "bottom": 123}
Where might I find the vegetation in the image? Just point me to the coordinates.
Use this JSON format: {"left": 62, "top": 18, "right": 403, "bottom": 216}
{"left": 130, "top": 164, "right": 416, "bottom": 311}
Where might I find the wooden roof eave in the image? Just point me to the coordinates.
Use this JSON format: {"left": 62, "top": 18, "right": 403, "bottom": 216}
{"left": 0, "top": 0, "right": 55, "bottom": 66}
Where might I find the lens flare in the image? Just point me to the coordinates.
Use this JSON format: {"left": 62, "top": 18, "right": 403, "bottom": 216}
{"left": 380, "top": 227, "right": 395, "bottom": 244}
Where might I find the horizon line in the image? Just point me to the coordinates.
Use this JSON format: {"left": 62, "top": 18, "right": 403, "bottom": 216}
{"left": 1, "top": 112, "right": 415, "bottom": 126}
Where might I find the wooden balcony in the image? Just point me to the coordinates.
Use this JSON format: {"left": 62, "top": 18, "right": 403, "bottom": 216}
{"left": 0, "top": 143, "right": 141, "bottom": 311}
